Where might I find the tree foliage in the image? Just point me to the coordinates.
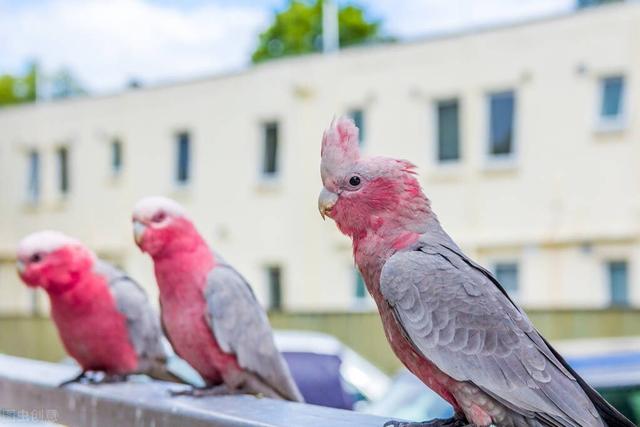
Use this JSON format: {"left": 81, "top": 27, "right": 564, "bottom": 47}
{"left": 0, "top": 63, "right": 87, "bottom": 107}
{"left": 0, "top": 63, "right": 37, "bottom": 106}
{"left": 252, "top": 0, "right": 383, "bottom": 63}
{"left": 50, "top": 68, "right": 87, "bottom": 100}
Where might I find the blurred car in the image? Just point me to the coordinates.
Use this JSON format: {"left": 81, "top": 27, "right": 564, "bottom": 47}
{"left": 360, "top": 369, "right": 453, "bottom": 421}
{"left": 557, "top": 336, "right": 640, "bottom": 424}
{"left": 274, "top": 330, "right": 391, "bottom": 409}
{"left": 362, "top": 336, "right": 640, "bottom": 424}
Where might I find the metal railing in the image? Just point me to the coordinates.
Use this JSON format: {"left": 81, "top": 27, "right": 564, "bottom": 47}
{"left": 0, "top": 354, "right": 389, "bottom": 427}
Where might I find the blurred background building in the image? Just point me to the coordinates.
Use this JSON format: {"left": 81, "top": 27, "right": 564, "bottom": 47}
{"left": 0, "top": 0, "right": 639, "bottom": 374}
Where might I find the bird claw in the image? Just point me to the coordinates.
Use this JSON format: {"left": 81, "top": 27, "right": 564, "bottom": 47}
{"left": 383, "top": 414, "right": 469, "bottom": 427}
{"left": 59, "top": 371, "right": 91, "bottom": 387}
{"left": 59, "top": 371, "right": 128, "bottom": 387}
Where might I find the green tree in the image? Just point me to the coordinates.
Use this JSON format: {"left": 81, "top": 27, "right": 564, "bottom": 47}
{"left": 252, "top": 0, "right": 384, "bottom": 63}
{"left": 0, "top": 63, "right": 87, "bottom": 106}
{"left": 50, "top": 68, "right": 87, "bottom": 99}
{"left": 0, "top": 62, "right": 37, "bottom": 107}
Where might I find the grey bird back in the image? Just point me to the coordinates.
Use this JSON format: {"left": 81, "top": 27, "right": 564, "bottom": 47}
{"left": 94, "top": 260, "right": 168, "bottom": 372}
{"left": 379, "top": 230, "right": 608, "bottom": 427}
{"left": 203, "top": 258, "right": 303, "bottom": 402}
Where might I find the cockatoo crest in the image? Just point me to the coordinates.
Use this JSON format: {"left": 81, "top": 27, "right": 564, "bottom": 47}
{"left": 132, "top": 196, "right": 187, "bottom": 220}
{"left": 18, "top": 230, "right": 82, "bottom": 258}
{"left": 320, "top": 116, "right": 361, "bottom": 182}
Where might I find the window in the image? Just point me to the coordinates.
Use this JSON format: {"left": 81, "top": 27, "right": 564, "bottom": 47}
{"left": 27, "top": 150, "right": 40, "bottom": 203}
{"left": 436, "top": 99, "right": 460, "bottom": 162}
{"left": 348, "top": 109, "right": 365, "bottom": 145}
{"left": 488, "top": 91, "right": 516, "bottom": 158}
{"left": 494, "top": 262, "right": 519, "bottom": 296}
{"left": 262, "top": 122, "right": 279, "bottom": 178}
{"left": 599, "top": 76, "right": 625, "bottom": 123}
{"left": 56, "top": 146, "right": 69, "bottom": 195}
{"left": 607, "top": 261, "right": 629, "bottom": 306}
{"left": 354, "top": 269, "right": 366, "bottom": 301}
{"left": 111, "top": 139, "right": 123, "bottom": 174}
{"left": 266, "top": 265, "right": 282, "bottom": 311}
{"left": 175, "top": 131, "right": 190, "bottom": 184}
{"left": 30, "top": 289, "right": 40, "bottom": 315}
{"left": 578, "top": 0, "right": 623, "bottom": 9}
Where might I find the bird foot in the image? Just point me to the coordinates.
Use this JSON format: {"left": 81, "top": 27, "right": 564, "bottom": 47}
{"left": 169, "top": 384, "right": 232, "bottom": 397}
{"left": 383, "top": 414, "right": 469, "bottom": 427}
{"left": 59, "top": 371, "right": 127, "bottom": 387}
{"left": 59, "top": 371, "right": 91, "bottom": 387}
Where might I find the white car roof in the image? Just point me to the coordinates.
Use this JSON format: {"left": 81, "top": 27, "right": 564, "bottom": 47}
{"left": 274, "top": 330, "right": 345, "bottom": 354}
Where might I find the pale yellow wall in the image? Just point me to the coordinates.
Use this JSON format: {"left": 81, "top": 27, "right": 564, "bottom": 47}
{"left": 1, "top": 3, "right": 640, "bottom": 314}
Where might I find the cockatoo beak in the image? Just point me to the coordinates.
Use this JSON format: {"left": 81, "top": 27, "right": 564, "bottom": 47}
{"left": 16, "top": 259, "right": 25, "bottom": 274}
{"left": 133, "top": 220, "right": 147, "bottom": 245}
{"left": 318, "top": 188, "right": 338, "bottom": 220}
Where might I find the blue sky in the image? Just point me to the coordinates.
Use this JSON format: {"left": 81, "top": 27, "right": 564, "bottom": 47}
{"left": 0, "top": 0, "right": 574, "bottom": 93}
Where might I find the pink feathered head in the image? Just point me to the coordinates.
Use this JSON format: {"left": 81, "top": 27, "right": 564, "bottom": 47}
{"left": 320, "top": 116, "right": 361, "bottom": 183}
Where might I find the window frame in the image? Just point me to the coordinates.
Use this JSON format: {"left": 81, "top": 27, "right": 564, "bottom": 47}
{"left": 265, "top": 264, "right": 283, "bottom": 311}
{"left": 351, "top": 266, "right": 373, "bottom": 311}
{"left": 111, "top": 138, "right": 123, "bottom": 176}
{"left": 433, "top": 98, "right": 461, "bottom": 165}
{"left": 492, "top": 260, "right": 520, "bottom": 299}
{"left": 174, "top": 131, "right": 191, "bottom": 186}
{"left": 26, "top": 149, "right": 40, "bottom": 204}
{"left": 485, "top": 89, "right": 517, "bottom": 167}
{"left": 596, "top": 74, "right": 627, "bottom": 132}
{"left": 347, "top": 108, "right": 365, "bottom": 146}
{"left": 56, "top": 146, "right": 70, "bottom": 196}
{"left": 606, "top": 259, "right": 630, "bottom": 307}
{"left": 354, "top": 269, "right": 366, "bottom": 300}
{"left": 260, "top": 121, "right": 280, "bottom": 182}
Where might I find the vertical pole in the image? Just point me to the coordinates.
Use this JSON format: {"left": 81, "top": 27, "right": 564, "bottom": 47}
{"left": 322, "top": 0, "right": 339, "bottom": 53}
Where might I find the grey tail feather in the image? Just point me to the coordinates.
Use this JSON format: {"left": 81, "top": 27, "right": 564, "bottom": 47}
{"left": 147, "top": 364, "right": 192, "bottom": 385}
{"left": 446, "top": 244, "right": 636, "bottom": 427}
{"left": 538, "top": 336, "right": 635, "bottom": 427}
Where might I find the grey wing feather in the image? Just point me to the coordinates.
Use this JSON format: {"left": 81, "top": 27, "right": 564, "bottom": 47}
{"left": 203, "top": 261, "right": 303, "bottom": 402}
{"left": 95, "top": 260, "right": 168, "bottom": 371}
{"left": 379, "top": 244, "right": 603, "bottom": 427}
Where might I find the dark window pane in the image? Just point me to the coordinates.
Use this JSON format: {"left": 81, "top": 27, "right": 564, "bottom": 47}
{"left": 263, "top": 122, "right": 279, "bottom": 175}
{"left": 601, "top": 76, "right": 624, "bottom": 118}
{"left": 437, "top": 100, "right": 460, "bottom": 161}
{"left": 349, "top": 109, "right": 365, "bottom": 145}
{"left": 267, "top": 266, "right": 282, "bottom": 310}
{"left": 495, "top": 262, "right": 519, "bottom": 295}
{"left": 489, "top": 91, "right": 515, "bottom": 156}
{"left": 112, "top": 139, "right": 123, "bottom": 173}
{"left": 57, "top": 147, "right": 69, "bottom": 194}
{"left": 176, "top": 132, "right": 190, "bottom": 184}
{"left": 578, "top": 0, "right": 623, "bottom": 9}
{"left": 608, "top": 261, "right": 629, "bottom": 306}
{"left": 27, "top": 150, "right": 40, "bottom": 202}
{"left": 354, "top": 269, "right": 366, "bottom": 299}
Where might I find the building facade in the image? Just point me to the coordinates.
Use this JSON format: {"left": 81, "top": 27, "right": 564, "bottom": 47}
{"left": 1, "top": 3, "right": 639, "bottom": 314}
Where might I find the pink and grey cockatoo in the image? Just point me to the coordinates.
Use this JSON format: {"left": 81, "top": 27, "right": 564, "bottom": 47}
{"left": 132, "top": 196, "right": 303, "bottom": 401}
{"left": 318, "top": 117, "right": 633, "bottom": 427}
{"left": 16, "top": 231, "right": 181, "bottom": 385}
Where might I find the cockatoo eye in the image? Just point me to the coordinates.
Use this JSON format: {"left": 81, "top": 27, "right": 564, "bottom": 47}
{"left": 348, "top": 175, "right": 361, "bottom": 188}
{"left": 151, "top": 212, "right": 167, "bottom": 223}
{"left": 30, "top": 253, "right": 42, "bottom": 263}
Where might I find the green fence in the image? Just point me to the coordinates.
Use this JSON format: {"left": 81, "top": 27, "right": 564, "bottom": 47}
{"left": 1, "top": 309, "right": 639, "bottom": 374}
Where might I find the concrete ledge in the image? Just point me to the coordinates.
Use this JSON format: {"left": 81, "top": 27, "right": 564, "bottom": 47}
{"left": 0, "top": 354, "right": 389, "bottom": 426}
